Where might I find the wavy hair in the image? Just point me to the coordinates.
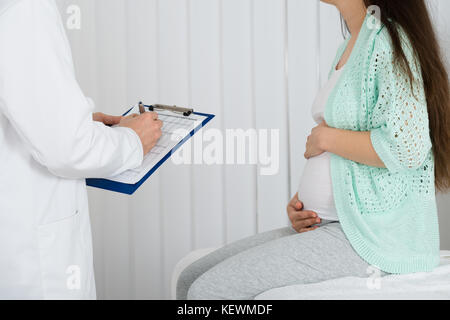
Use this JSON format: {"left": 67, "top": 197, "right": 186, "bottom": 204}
{"left": 362, "top": 0, "right": 450, "bottom": 192}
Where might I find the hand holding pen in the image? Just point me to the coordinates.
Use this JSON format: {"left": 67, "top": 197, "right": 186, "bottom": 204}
{"left": 119, "top": 103, "right": 163, "bottom": 155}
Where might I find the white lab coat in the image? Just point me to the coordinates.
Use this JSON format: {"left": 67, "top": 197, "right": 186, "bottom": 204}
{"left": 0, "top": 0, "right": 144, "bottom": 299}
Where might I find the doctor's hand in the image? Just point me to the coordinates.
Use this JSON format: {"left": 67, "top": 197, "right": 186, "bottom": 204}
{"left": 119, "top": 112, "right": 163, "bottom": 155}
{"left": 304, "top": 121, "right": 330, "bottom": 159}
{"left": 287, "top": 193, "right": 321, "bottom": 233}
{"left": 93, "top": 112, "right": 123, "bottom": 126}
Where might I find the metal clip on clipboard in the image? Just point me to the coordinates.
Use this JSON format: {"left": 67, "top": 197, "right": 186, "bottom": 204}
{"left": 138, "top": 102, "right": 194, "bottom": 117}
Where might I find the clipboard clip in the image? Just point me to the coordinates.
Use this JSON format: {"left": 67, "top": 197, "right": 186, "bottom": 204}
{"left": 139, "top": 102, "right": 194, "bottom": 117}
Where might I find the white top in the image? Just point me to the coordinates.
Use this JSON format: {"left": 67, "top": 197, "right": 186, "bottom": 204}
{"left": 297, "top": 67, "right": 344, "bottom": 221}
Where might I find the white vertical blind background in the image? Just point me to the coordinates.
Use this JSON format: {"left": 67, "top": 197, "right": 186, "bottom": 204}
{"left": 221, "top": 0, "right": 257, "bottom": 245}
{"left": 189, "top": 0, "right": 224, "bottom": 251}
{"left": 433, "top": 0, "right": 450, "bottom": 261}
{"left": 55, "top": 0, "right": 450, "bottom": 299}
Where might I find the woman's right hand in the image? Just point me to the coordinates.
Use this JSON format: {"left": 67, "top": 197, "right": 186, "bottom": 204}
{"left": 119, "top": 112, "right": 163, "bottom": 155}
{"left": 287, "top": 193, "right": 321, "bottom": 233}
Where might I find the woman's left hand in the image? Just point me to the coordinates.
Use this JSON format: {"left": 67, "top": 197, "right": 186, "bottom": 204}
{"left": 304, "top": 121, "right": 330, "bottom": 159}
{"left": 93, "top": 112, "right": 123, "bottom": 126}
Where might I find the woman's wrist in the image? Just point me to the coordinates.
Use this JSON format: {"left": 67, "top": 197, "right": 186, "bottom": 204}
{"left": 320, "top": 127, "right": 336, "bottom": 153}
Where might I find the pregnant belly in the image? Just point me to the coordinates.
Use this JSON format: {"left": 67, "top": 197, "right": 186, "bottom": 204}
{"left": 297, "top": 152, "right": 338, "bottom": 220}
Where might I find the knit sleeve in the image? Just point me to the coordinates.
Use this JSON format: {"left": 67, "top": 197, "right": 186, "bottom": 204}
{"left": 369, "top": 31, "right": 432, "bottom": 174}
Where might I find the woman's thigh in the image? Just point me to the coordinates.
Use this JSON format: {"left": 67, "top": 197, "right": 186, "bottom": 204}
{"left": 187, "top": 223, "right": 370, "bottom": 300}
{"left": 177, "top": 227, "right": 296, "bottom": 300}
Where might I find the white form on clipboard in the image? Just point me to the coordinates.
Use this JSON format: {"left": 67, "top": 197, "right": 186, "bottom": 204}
{"left": 87, "top": 102, "right": 214, "bottom": 194}
{"left": 108, "top": 104, "right": 210, "bottom": 185}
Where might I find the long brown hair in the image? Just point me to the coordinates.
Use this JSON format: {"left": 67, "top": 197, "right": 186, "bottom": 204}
{"left": 363, "top": 0, "right": 450, "bottom": 192}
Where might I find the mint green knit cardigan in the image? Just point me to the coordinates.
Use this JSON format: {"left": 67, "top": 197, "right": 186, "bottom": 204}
{"left": 324, "top": 14, "right": 440, "bottom": 274}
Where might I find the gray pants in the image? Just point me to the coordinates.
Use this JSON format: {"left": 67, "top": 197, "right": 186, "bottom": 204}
{"left": 177, "top": 221, "right": 372, "bottom": 300}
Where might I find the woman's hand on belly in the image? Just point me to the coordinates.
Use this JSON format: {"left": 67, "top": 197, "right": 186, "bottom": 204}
{"left": 304, "top": 121, "right": 329, "bottom": 159}
{"left": 287, "top": 193, "right": 322, "bottom": 233}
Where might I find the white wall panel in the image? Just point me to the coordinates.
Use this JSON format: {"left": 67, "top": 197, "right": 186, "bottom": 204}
{"left": 253, "top": 0, "right": 290, "bottom": 232}
{"left": 221, "top": 0, "right": 258, "bottom": 243}
{"left": 436, "top": 0, "right": 450, "bottom": 67}
{"left": 157, "top": 0, "right": 193, "bottom": 298}
{"left": 319, "top": 3, "right": 343, "bottom": 85}
{"left": 189, "top": 0, "right": 225, "bottom": 249}
{"left": 126, "top": 0, "right": 163, "bottom": 300}
{"left": 434, "top": 0, "right": 450, "bottom": 250}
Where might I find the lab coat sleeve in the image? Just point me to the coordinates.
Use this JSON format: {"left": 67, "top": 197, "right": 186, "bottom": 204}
{"left": 0, "top": 0, "right": 144, "bottom": 179}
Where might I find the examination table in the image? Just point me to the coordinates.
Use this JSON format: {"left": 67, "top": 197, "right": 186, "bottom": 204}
{"left": 172, "top": 250, "right": 450, "bottom": 300}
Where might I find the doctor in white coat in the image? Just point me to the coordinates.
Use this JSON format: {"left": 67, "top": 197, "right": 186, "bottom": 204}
{"left": 0, "top": 0, "right": 163, "bottom": 299}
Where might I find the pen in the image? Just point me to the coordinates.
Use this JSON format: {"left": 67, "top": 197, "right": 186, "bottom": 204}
{"left": 139, "top": 101, "right": 146, "bottom": 114}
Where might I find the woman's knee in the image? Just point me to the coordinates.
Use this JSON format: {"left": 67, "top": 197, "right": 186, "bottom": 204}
{"left": 187, "top": 266, "right": 254, "bottom": 300}
{"left": 187, "top": 267, "right": 235, "bottom": 300}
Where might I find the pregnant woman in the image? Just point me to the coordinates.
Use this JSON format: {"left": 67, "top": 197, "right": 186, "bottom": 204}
{"left": 177, "top": 0, "right": 450, "bottom": 300}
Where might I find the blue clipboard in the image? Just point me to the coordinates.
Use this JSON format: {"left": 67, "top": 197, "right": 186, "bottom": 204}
{"left": 86, "top": 105, "right": 215, "bottom": 195}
